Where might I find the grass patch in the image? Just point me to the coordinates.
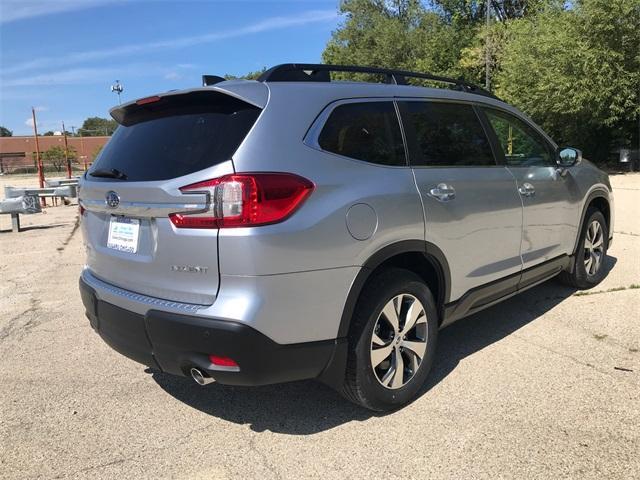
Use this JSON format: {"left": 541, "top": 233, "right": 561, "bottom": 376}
{"left": 574, "top": 284, "right": 640, "bottom": 296}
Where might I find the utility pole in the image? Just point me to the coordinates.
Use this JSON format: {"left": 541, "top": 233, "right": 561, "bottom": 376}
{"left": 31, "top": 107, "right": 46, "bottom": 207}
{"left": 111, "top": 80, "right": 124, "bottom": 105}
{"left": 62, "top": 121, "right": 72, "bottom": 178}
{"left": 79, "top": 131, "right": 87, "bottom": 171}
{"left": 485, "top": 0, "right": 491, "bottom": 91}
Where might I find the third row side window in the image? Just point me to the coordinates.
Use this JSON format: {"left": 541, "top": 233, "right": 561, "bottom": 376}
{"left": 402, "top": 101, "right": 496, "bottom": 167}
{"left": 318, "top": 101, "right": 406, "bottom": 167}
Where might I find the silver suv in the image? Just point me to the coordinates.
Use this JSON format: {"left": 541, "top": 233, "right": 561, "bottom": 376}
{"left": 79, "top": 64, "right": 614, "bottom": 411}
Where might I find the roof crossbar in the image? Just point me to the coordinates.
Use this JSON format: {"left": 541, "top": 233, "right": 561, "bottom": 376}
{"left": 257, "top": 63, "right": 499, "bottom": 100}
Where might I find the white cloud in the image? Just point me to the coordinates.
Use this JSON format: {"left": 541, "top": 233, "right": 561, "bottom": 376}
{"left": 164, "top": 72, "right": 182, "bottom": 81}
{"left": 4, "top": 67, "right": 122, "bottom": 87}
{"left": 0, "top": 0, "right": 123, "bottom": 24}
{"left": 1, "top": 10, "right": 338, "bottom": 77}
{"left": 2, "top": 64, "right": 160, "bottom": 87}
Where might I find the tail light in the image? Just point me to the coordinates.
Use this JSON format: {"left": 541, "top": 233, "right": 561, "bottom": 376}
{"left": 169, "top": 173, "right": 314, "bottom": 229}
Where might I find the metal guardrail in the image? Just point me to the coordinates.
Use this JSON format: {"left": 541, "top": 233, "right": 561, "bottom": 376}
{"left": 45, "top": 178, "right": 80, "bottom": 188}
{"left": 4, "top": 185, "right": 76, "bottom": 199}
{"left": 0, "top": 194, "right": 41, "bottom": 232}
{"left": 2, "top": 182, "right": 78, "bottom": 233}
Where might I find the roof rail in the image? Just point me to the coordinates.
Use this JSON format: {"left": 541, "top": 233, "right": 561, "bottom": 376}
{"left": 257, "top": 63, "right": 499, "bottom": 100}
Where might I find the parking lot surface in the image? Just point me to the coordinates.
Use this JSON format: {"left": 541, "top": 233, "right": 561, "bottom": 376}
{"left": 1, "top": 173, "right": 638, "bottom": 479}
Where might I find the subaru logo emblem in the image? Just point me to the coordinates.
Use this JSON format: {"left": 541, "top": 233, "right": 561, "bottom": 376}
{"left": 105, "top": 191, "right": 120, "bottom": 209}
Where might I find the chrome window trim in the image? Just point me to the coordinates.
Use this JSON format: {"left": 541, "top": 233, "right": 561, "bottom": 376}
{"left": 396, "top": 96, "right": 558, "bottom": 150}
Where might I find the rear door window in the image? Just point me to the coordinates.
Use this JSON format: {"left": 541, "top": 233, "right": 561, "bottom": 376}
{"left": 401, "top": 101, "right": 496, "bottom": 167}
{"left": 89, "top": 92, "right": 261, "bottom": 182}
{"left": 317, "top": 101, "right": 406, "bottom": 166}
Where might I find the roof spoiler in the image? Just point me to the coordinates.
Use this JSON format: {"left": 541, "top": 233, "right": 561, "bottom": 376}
{"left": 202, "top": 75, "right": 226, "bottom": 86}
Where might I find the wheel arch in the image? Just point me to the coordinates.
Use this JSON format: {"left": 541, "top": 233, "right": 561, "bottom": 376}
{"left": 337, "top": 240, "right": 450, "bottom": 339}
{"left": 318, "top": 240, "right": 450, "bottom": 390}
{"left": 573, "top": 188, "right": 611, "bottom": 254}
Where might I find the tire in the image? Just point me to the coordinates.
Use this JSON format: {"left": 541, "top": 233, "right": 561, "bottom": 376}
{"left": 559, "top": 208, "right": 609, "bottom": 289}
{"left": 342, "top": 268, "right": 438, "bottom": 411}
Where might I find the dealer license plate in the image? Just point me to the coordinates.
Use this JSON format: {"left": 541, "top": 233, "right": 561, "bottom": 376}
{"left": 107, "top": 216, "right": 140, "bottom": 253}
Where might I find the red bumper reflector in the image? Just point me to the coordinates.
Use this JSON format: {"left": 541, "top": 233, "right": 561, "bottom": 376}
{"left": 208, "top": 355, "right": 238, "bottom": 367}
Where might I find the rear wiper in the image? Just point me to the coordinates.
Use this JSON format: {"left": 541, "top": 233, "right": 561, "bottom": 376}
{"left": 89, "top": 168, "right": 127, "bottom": 180}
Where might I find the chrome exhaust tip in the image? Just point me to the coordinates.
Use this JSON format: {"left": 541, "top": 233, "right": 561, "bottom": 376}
{"left": 190, "top": 367, "right": 215, "bottom": 386}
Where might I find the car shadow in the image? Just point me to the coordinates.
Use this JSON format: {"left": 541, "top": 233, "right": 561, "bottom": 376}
{"left": 0, "top": 223, "right": 67, "bottom": 233}
{"left": 151, "top": 255, "right": 617, "bottom": 435}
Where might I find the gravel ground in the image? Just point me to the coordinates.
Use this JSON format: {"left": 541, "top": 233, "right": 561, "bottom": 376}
{"left": 1, "top": 173, "right": 638, "bottom": 480}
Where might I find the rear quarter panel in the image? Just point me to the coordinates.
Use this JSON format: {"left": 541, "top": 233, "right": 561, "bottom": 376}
{"left": 222, "top": 84, "right": 426, "bottom": 276}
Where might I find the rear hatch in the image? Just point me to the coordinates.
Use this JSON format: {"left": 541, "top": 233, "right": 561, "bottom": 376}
{"left": 79, "top": 90, "right": 262, "bottom": 305}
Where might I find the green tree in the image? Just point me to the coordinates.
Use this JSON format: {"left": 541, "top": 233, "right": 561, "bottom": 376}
{"left": 432, "top": 0, "right": 555, "bottom": 24}
{"left": 323, "top": 0, "right": 472, "bottom": 81}
{"left": 495, "top": 0, "right": 640, "bottom": 161}
{"left": 91, "top": 145, "right": 103, "bottom": 162}
{"left": 77, "top": 117, "right": 117, "bottom": 136}
{"left": 0, "top": 126, "right": 12, "bottom": 137}
{"left": 41, "top": 145, "right": 78, "bottom": 172}
{"left": 322, "top": 0, "right": 562, "bottom": 86}
{"left": 224, "top": 67, "right": 268, "bottom": 80}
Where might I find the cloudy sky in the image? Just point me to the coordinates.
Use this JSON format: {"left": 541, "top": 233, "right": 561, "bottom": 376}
{"left": 0, "top": 0, "right": 339, "bottom": 135}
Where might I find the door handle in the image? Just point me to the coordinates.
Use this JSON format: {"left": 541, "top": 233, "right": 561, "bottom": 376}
{"left": 518, "top": 182, "right": 535, "bottom": 197}
{"left": 427, "top": 183, "right": 456, "bottom": 202}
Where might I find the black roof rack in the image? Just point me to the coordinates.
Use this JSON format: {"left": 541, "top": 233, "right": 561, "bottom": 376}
{"left": 257, "top": 63, "right": 499, "bottom": 100}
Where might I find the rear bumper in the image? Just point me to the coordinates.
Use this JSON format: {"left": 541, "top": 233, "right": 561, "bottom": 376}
{"left": 79, "top": 277, "right": 337, "bottom": 386}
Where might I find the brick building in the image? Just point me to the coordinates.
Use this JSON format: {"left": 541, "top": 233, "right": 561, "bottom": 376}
{"left": 0, "top": 135, "right": 110, "bottom": 173}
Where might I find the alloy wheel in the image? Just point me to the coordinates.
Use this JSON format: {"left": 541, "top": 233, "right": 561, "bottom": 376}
{"left": 370, "top": 294, "right": 428, "bottom": 389}
{"left": 584, "top": 220, "right": 605, "bottom": 276}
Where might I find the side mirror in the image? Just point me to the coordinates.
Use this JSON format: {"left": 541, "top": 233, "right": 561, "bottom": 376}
{"left": 557, "top": 147, "right": 582, "bottom": 168}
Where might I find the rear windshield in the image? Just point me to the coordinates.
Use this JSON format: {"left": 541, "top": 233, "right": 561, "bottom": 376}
{"left": 89, "top": 92, "right": 260, "bottom": 182}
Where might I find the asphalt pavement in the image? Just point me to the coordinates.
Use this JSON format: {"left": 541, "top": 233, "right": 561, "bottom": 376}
{"left": 1, "top": 174, "right": 638, "bottom": 479}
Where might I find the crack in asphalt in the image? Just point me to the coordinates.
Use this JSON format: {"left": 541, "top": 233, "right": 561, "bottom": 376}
{"left": 50, "top": 458, "right": 128, "bottom": 480}
{"left": 0, "top": 298, "right": 40, "bottom": 342}
{"left": 0, "top": 216, "right": 80, "bottom": 348}
{"left": 56, "top": 215, "right": 80, "bottom": 253}
{"left": 43, "top": 423, "right": 224, "bottom": 480}
{"left": 511, "top": 333, "right": 630, "bottom": 379}
{"left": 248, "top": 434, "right": 282, "bottom": 479}
{"left": 614, "top": 230, "right": 640, "bottom": 237}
